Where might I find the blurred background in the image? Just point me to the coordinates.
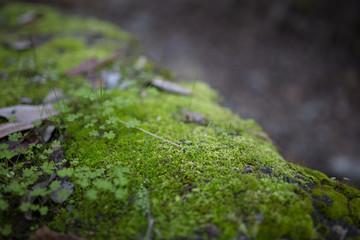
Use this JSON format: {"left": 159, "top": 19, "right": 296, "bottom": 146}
{"left": 18, "top": 0, "right": 360, "bottom": 182}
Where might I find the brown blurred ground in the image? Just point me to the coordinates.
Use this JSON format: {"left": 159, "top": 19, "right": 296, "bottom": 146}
{"left": 16, "top": 0, "right": 360, "bottom": 181}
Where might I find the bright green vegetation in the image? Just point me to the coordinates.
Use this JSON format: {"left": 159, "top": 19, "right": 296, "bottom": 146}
{"left": 0, "top": 3, "right": 360, "bottom": 240}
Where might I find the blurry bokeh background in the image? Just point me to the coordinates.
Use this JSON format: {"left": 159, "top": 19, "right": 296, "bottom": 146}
{"left": 17, "top": 0, "right": 360, "bottom": 182}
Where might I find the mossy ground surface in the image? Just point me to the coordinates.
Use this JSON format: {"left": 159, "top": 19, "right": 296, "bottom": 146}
{"left": 0, "top": 3, "right": 359, "bottom": 240}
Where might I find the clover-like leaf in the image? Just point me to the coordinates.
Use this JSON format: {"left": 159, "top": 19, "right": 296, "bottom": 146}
{"left": 39, "top": 206, "right": 48, "bottom": 215}
{"left": 93, "top": 179, "right": 113, "bottom": 191}
{"left": 125, "top": 118, "right": 140, "bottom": 128}
{"left": 8, "top": 132, "right": 22, "bottom": 142}
{"left": 114, "top": 189, "right": 127, "bottom": 200}
{"left": 104, "top": 130, "right": 115, "bottom": 140}
{"left": 86, "top": 189, "right": 98, "bottom": 200}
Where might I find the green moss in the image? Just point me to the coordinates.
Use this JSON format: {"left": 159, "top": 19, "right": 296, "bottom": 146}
{"left": 350, "top": 198, "right": 360, "bottom": 227}
{"left": 313, "top": 188, "right": 349, "bottom": 220}
{"left": 1, "top": 2, "right": 360, "bottom": 240}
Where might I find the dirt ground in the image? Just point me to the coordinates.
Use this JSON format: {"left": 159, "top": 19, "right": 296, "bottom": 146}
{"left": 15, "top": 0, "right": 360, "bottom": 181}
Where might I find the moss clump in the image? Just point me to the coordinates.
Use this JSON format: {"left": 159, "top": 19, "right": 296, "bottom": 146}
{"left": 313, "top": 188, "right": 349, "bottom": 220}
{"left": 0, "top": 2, "right": 360, "bottom": 240}
{"left": 350, "top": 198, "right": 360, "bottom": 227}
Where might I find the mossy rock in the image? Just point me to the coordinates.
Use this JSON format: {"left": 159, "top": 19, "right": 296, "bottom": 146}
{"left": 0, "top": 3, "right": 359, "bottom": 240}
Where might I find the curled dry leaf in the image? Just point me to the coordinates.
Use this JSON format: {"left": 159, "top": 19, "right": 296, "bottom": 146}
{"left": 151, "top": 78, "right": 192, "bottom": 95}
{"left": 42, "top": 125, "right": 56, "bottom": 143}
{"left": 0, "top": 104, "right": 59, "bottom": 138}
{"left": 0, "top": 122, "right": 35, "bottom": 139}
{"left": 29, "top": 226, "right": 87, "bottom": 240}
{"left": 0, "top": 104, "right": 58, "bottom": 123}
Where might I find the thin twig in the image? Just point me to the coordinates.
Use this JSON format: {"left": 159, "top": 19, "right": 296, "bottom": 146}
{"left": 118, "top": 120, "right": 181, "bottom": 148}
{"left": 196, "top": 120, "right": 212, "bottom": 151}
{"left": 144, "top": 215, "right": 154, "bottom": 240}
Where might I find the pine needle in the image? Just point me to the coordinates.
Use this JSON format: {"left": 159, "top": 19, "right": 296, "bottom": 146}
{"left": 118, "top": 120, "right": 182, "bottom": 148}
{"left": 196, "top": 120, "right": 212, "bottom": 151}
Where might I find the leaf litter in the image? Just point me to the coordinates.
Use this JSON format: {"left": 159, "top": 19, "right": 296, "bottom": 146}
{"left": 65, "top": 52, "right": 121, "bottom": 77}
{"left": 0, "top": 104, "right": 59, "bottom": 138}
{"left": 151, "top": 77, "right": 192, "bottom": 95}
{"left": 29, "top": 226, "right": 86, "bottom": 240}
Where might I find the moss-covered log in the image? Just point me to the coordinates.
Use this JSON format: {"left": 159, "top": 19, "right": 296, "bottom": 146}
{"left": 0, "top": 3, "right": 359, "bottom": 240}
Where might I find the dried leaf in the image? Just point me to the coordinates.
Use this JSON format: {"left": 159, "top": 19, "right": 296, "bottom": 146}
{"left": 0, "top": 104, "right": 58, "bottom": 123}
{"left": 18, "top": 11, "right": 42, "bottom": 25}
{"left": 66, "top": 52, "right": 121, "bottom": 77}
{"left": 50, "top": 180, "right": 74, "bottom": 204}
{"left": 65, "top": 58, "right": 98, "bottom": 77}
{"left": 42, "top": 125, "right": 56, "bottom": 143}
{"left": 6, "top": 133, "right": 41, "bottom": 155}
{"left": 180, "top": 108, "right": 206, "bottom": 125}
{"left": 151, "top": 78, "right": 192, "bottom": 95}
{"left": 0, "top": 104, "right": 59, "bottom": 138}
{"left": 51, "top": 147, "right": 67, "bottom": 169}
{"left": 0, "top": 122, "right": 35, "bottom": 139}
{"left": 29, "top": 226, "right": 87, "bottom": 240}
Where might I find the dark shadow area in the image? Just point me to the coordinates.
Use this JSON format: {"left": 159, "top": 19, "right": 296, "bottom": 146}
{"left": 17, "top": 0, "right": 360, "bottom": 181}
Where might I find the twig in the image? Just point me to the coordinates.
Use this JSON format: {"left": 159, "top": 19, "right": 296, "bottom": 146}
{"left": 118, "top": 120, "right": 181, "bottom": 148}
{"left": 144, "top": 216, "right": 154, "bottom": 240}
{"left": 196, "top": 120, "right": 212, "bottom": 151}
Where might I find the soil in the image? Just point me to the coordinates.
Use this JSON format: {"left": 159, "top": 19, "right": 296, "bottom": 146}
{"left": 17, "top": 0, "right": 360, "bottom": 181}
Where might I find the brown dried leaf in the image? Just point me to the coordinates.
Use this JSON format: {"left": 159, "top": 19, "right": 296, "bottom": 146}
{"left": 65, "top": 58, "right": 98, "bottom": 77}
{"left": 65, "top": 52, "right": 121, "bottom": 77}
{"left": 151, "top": 78, "right": 192, "bottom": 95}
{"left": 6, "top": 133, "right": 41, "bottom": 154}
{"left": 29, "top": 226, "right": 87, "bottom": 240}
